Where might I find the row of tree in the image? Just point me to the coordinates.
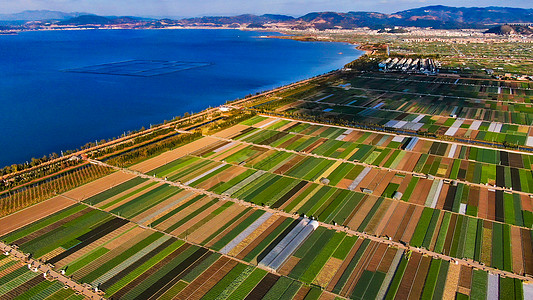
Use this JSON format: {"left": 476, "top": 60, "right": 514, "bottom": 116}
{"left": 0, "top": 164, "right": 110, "bottom": 217}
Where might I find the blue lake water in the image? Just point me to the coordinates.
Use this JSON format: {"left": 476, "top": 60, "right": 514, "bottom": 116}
{"left": 0, "top": 29, "right": 362, "bottom": 166}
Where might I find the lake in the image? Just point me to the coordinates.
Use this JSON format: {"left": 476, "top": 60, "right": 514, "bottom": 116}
{"left": 0, "top": 29, "right": 362, "bottom": 166}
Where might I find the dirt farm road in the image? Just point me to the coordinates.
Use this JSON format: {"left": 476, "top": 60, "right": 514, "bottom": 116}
{"left": 88, "top": 158, "right": 533, "bottom": 284}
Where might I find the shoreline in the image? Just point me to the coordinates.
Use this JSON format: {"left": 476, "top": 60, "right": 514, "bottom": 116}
{"left": 0, "top": 29, "right": 361, "bottom": 173}
{"left": 0, "top": 69, "right": 338, "bottom": 189}
{"left": 2, "top": 26, "right": 373, "bottom": 56}
{"left": 263, "top": 34, "right": 373, "bottom": 55}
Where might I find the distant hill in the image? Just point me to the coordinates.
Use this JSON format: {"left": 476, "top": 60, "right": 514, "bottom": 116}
{"left": 4, "top": 6, "right": 533, "bottom": 30}
{"left": 296, "top": 6, "right": 533, "bottom": 29}
{"left": 180, "top": 14, "right": 295, "bottom": 26}
{"left": 58, "top": 15, "right": 146, "bottom": 26}
{"left": 0, "top": 10, "right": 88, "bottom": 21}
{"left": 485, "top": 24, "right": 533, "bottom": 35}
{"left": 298, "top": 11, "right": 395, "bottom": 29}
{"left": 396, "top": 6, "right": 533, "bottom": 24}
{"left": 178, "top": 6, "right": 533, "bottom": 30}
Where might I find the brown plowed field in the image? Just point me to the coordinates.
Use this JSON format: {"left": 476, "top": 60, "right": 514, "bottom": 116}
{"left": 197, "top": 166, "right": 246, "bottom": 191}
{"left": 95, "top": 180, "right": 154, "bottom": 209}
{"left": 346, "top": 195, "right": 376, "bottom": 229}
{"left": 274, "top": 155, "right": 305, "bottom": 174}
{"left": 211, "top": 144, "right": 247, "bottom": 161}
{"left": 56, "top": 223, "right": 137, "bottom": 269}
{"left": 72, "top": 229, "right": 151, "bottom": 280}
{"left": 155, "top": 196, "right": 212, "bottom": 232}
{"left": 395, "top": 252, "right": 422, "bottom": 300}
{"left": 401, "top": 206, "right": 424, "bottom": 243}
{"left": 373, "top": 201, "right": 398, "bottom": 236}
{"left": 408, "top": 255, "right": 431, "bottom": 300}
{"left": 341, "top": 241, "right": 379, "bottom": 296}
{"left": 170, "top": 202, "right": 221, "bottom": 237}
{"left": 293, "top": 286, "right": 311, "bottom": 300}
{"left": 131, "top": 136, "right": 218, "bottom": 173}
{"left": 314, "top": 257, "right": 343, "bottom": 287}
{"left": 130, "top": 191, "right": 196, "bottom": 224}
{"left": 102, "top": 183, "right": 164, "bottom": 212}
{"left": 279, "top": 183, "right": 312, "bottom": 211}
{"left": 442, "top": 263, "right": 461, "bottom": 300}
{"left": 377, "top": 247, "right": 398, "bottom": 273}
{"left": 175, "top": 256, "right": 230, "bottom": 299}
{"left": 186, "top": 259, "right": 238, "bottom": 300}
{"left": 0, "top": 195, "right": 74, "bottom": 236}
{"left": 393, "top": 205, "right": 415, "bottom": 241}
{"left": 279, "top": 256, "right": 301, "bottom": 276}
{"left": 365, "top": 200, "right": 392, "bottom": 235}
{"left": 205, "top": 210, "right": 255, "bottom": 248}
{"left": 62, "top": 171, "right": 136, "bottom": 201}
{"left": 213, "top": 124, "right": 251, "bottom": 138}
{"left": 235, "top": 217, "right": 286, "bottom": 260}
{"left": 366, "top": 243, "right": 389, "bottom": 272}
{"left": 253, "top": 117, "right": 276, "bottom": 128}
{"left": 228, "top": 215, "right": 279, "bottom": 257}
{"left": 186, "top": 205, "right": 247, "bottom": 244}
{"left": 326, "top": 239, "right": 363, "bottom": 291}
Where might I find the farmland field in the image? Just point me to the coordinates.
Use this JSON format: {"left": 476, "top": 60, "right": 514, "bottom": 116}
{"left": 1, "top": 68, "right": 533, "bottom": 299}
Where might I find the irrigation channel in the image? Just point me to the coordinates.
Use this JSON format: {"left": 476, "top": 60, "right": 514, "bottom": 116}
{"left": 86, "top": 158, "right": 533, "bottom": 284}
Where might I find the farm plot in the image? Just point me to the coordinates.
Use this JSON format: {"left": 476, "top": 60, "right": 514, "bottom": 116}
{"left": 7, "top": 163, "right": 529, "bottom": 299}
{"left": 0, "top": 256, "right": 83, "bottom": 299}
{"left": 6, "top": 61, "right": 533, "bottom": 300}
{"left": 0, "top": 199, "right": 315, "bottom": 300}
{"left": 131, "top": 136, "right": 533, "bottom": 276}
{"left": 256, "top": 73, "right": 533, "bottom": 147}
{"left": 223, "top": 121, "right": 533, "bottom": 228}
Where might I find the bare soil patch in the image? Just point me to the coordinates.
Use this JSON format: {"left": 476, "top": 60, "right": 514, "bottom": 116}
{"left": 0, "top": 195, "right": 74, "bottom": 236}
{"left": 131, "top": 136, "right": 218, "bottom": 173}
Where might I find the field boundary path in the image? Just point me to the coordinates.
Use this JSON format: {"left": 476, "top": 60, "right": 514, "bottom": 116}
{"left": 210, "top": 126, "right": 533, "bottom": 201}
{"left": 43, "top": 159, "right": 348, "bottom": 299}
{"left": 356, "top": 74, "right": 533, "bottom": 91}
{"left": 262, "top": 114, "right": 533, "bottom": 156}
{"left": 303, "top": 96, "right": 533, "bottom": 130}
{"left": 87, "top": 158, "right": 533, "bottom": 284}
{"left": 0, "top": 242, "right": 105, "bottom": 299}
{"left": 333, "top": 83, "right": 533, "bottom": 109}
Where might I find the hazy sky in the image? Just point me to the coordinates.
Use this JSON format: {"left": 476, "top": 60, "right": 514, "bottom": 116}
{"left": 1, "top": 0, "right": 532, "bottom": 17}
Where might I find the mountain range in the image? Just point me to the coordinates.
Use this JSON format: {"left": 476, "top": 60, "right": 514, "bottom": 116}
{"left": 2, "top": 6, "right": 533, "bottom": 30}
{"left": 0, "top": 10, "right": 87, "bottom": 21}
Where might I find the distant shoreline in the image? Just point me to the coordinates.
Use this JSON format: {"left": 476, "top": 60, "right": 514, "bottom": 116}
{"left": 258, "top": 34, "right": 371, "bottom": 55}
{"left": 0, "top": 27, "right": 369, "bottom": 56}
{"left": 0, "top": 25, "right": 368, "bottom": 49}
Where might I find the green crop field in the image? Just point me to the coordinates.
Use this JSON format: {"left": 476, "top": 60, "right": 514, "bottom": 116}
{"left": 2, "top": 43, "right": 533, "bottom": 300}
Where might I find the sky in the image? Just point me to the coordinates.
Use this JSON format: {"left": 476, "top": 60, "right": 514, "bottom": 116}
{"left": 0, "top": 0, "right": 532, "bottom": 18}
